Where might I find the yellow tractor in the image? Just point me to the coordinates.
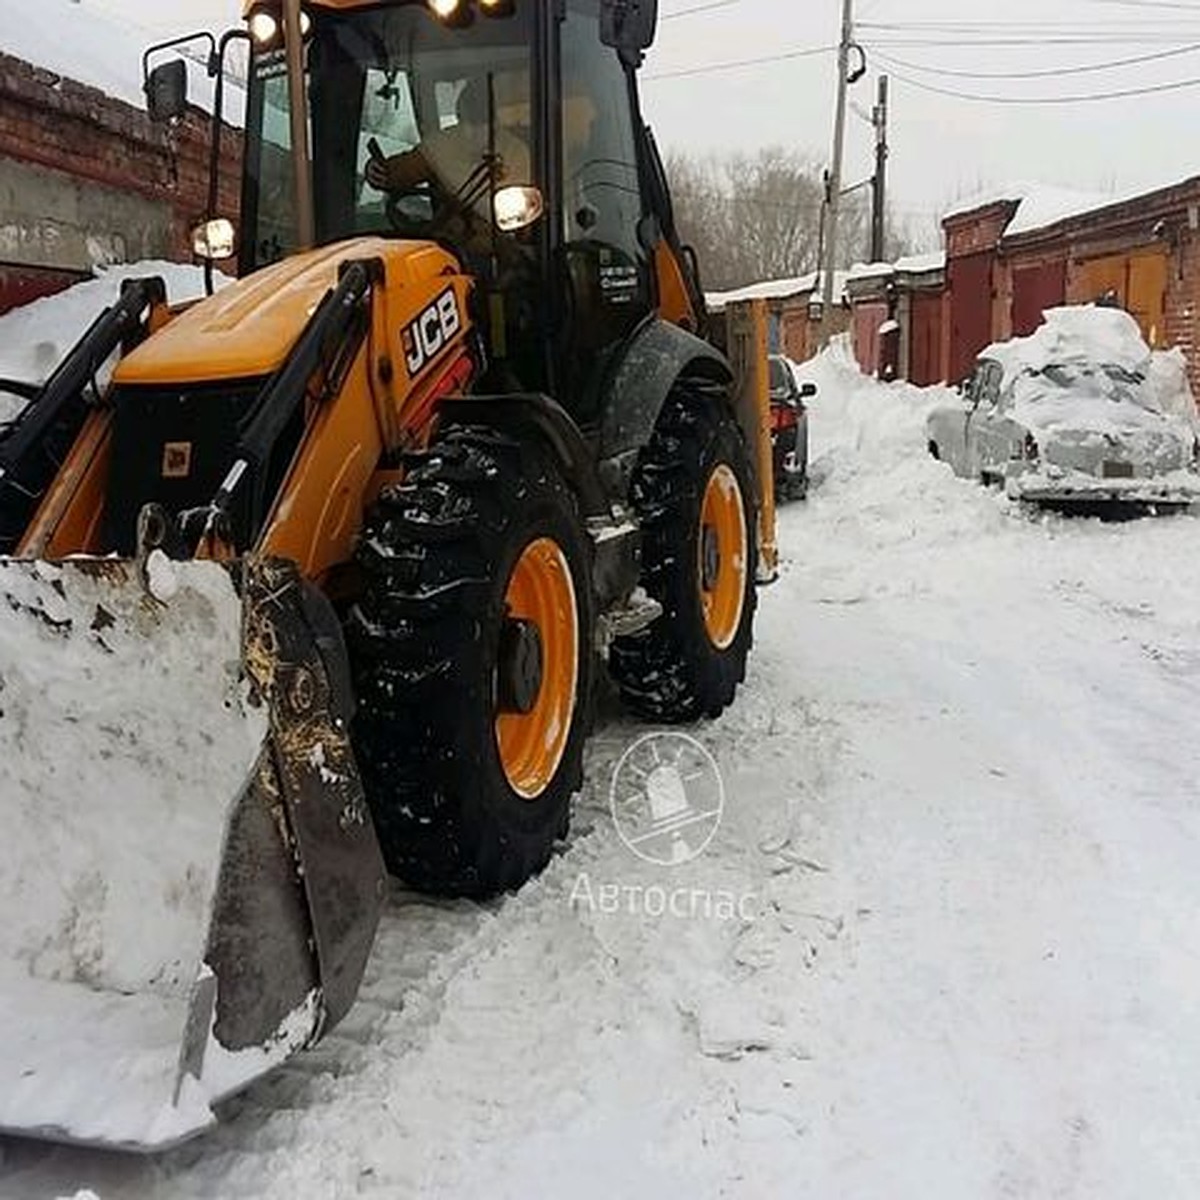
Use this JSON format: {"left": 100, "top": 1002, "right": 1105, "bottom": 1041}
{"left": 0, "top": 0, "right": 773, "bottom": 1150}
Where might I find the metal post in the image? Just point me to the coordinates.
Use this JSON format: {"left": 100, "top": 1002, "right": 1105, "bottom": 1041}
{"left": 282, "top": 0, "right": 315, "bottom": 250}
{"left": 871, "top": 75, "right": 889, "bottom": 264}
{"left": 820, "top": 0, "right": 853, "bottom": 347}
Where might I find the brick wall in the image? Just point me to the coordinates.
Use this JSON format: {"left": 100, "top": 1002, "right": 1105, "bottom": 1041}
{"left": 1164, "top": 228, "right": 1200, "bottom": 399}
{"left": 1001, "top": 182, "right": 1200, "bottom": 401}
{"left": 944, "top": 202, "right": 1018, "bottom": 260}
{"left": 0, "top": 51, "right": 242, "bottom": 311}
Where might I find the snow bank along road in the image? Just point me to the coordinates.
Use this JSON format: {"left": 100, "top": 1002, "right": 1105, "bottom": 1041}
{"left": 4, "top": 348, "right": 1200, "bottom": 1198}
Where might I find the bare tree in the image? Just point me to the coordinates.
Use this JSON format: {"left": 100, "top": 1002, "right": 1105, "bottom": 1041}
{"left": 667, "top": 146, "right": 912, "bottom": 291}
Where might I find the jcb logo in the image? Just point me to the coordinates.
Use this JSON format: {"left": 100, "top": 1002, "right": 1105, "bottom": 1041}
{"left": 403, "top": 289, "right": 462, "bottom": 378}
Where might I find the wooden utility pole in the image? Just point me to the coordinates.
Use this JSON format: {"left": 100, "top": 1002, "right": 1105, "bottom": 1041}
{"left": 820, "top": 0, "right": 854, "bottom": 346}
{"left": 871, "top": 75, "right": 889, "bottom": 263}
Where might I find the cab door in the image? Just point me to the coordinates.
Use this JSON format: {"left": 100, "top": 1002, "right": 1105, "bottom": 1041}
{"left": 555, "top": 0, "right": 654, "bottom": 422}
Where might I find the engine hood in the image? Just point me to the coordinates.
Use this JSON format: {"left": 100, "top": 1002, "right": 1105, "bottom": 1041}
{"left": 114, "top": 238, "right": 462, "bottom": 387}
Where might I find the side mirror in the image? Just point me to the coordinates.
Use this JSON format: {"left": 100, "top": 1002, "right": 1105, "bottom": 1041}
{"left": 799, "top": 382, "right": 818, "bottom": 400}
{"left": 600, "top": 0, "right": 658, "bottom": 54}
{"left": 145, "top": 59, "right": 188, "bottom": 124}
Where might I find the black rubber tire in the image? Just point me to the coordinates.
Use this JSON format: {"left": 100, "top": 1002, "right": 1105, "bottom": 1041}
{"left": 347, "top": 427, "right": 594, "bottom": 897}
{"left": 610, "top": 382, "right": 758, "bottom": 723}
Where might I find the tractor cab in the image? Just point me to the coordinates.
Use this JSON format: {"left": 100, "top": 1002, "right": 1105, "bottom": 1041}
{"left": 214, "top": 0, "right": 684, "bottom": 411}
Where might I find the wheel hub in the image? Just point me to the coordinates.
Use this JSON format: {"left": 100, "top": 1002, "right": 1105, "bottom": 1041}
{"left": 700, "top": 523, "right": 721, "bottom": 592}
{"left": 497, "top": 616, "right": 544, "bottom": 715}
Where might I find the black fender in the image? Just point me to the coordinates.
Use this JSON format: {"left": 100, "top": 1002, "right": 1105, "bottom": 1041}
{"left": 437, "top": 393, "right": 609, "bottom": 519}
{"left": 597, "top": 318, "right": 734, "bottom": 502}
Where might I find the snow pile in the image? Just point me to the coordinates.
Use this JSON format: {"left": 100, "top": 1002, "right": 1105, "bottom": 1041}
{"left": 1149, "top": 347, "right": 1200, "bottom": 431}
{"left": 0, "top": 263, "right": 221, "bottom": 424}
{"left": 786, "top": 338, "right": 1006, "bottom": 560}
{"left": 792, "top": 335, "right": 947, "bottom": 475}
{"left": 0, "top": 558, "right": 267, "bottom": 1146}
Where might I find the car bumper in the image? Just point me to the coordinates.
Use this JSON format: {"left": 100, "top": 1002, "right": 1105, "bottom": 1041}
{"left": 1006, "top": 471, "right": 1200, "bottom": 505}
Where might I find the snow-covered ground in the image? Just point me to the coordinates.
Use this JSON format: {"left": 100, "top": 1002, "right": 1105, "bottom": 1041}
{"left": 4, "top": 343, "right": 1200, "bottom": 1197}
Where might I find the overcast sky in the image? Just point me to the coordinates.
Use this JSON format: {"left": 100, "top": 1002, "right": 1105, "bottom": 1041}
{"left": 85, "top": 0, "right": 1200, "bottom": 245}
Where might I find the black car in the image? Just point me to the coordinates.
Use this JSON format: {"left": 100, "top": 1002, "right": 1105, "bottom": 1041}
{"left": 769, "top": 355, "right": 814, "bottom": 501}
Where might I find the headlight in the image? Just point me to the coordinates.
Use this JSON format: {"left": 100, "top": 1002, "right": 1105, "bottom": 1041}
{"left": 248, "top": 6, "right": 311, "bottom": 45}
{"left": 247, "top": 8, "right": 280, "bottom": 45}
{"left": 429, "top": 0, "right": 463, "bottom": 17}
{"left": 494, "top": 185, "right": 544, "bottom": 233}
{"left": 191, "top": 217, "right": 237, "bottom": 261}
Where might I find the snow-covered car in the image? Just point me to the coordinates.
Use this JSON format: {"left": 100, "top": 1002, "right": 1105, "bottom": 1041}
{"left": 769, "top": 355, "right": 813, "bottom": 500}
{"left": 926, "top": 307, "right": 1200, "bottom": 511}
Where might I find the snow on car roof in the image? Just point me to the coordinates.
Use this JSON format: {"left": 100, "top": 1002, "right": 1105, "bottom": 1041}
{"left": 981, "top": 306, "right": 1152, "bottom": 381}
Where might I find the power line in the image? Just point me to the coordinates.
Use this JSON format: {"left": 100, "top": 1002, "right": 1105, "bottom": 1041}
{"left": 858, "top": 17, "right": 1200, "bottom": 41}
{"left": 859, "top": 17, "right": 1198, "bottom": 28}
{"left": 645, "top": 45, "right": 835, "bottom": 81}
{"left": 662, "top": 0, "right": 740, "bottom": 18}
{"left": 1082, "top": 0, "right": 1200, "bottom": 9}
{"left": 867, "top": 34, "right": 1200, "bottom": 45}
{"left": 887, "top": 67, "right": 1200, "bottom": 103}
{"left": 870, "top": 41, "right": 1200, "bottom": 79}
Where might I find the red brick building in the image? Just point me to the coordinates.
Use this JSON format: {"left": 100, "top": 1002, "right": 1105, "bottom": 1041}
{"left": 845, "top": 253, "right": 947, "bottom": 385}
{"left": 942, "top": 179, "right": 1200, "bottom": 394}
{"left": 0, "top": 43, "right": 241, "bottom": 315}
{"left": 707, "top": 272, "right": 852, "bottom": 362}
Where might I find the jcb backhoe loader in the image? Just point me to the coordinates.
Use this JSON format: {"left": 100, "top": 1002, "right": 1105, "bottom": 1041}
{"left": 0, "top": 0, "right": 774, "bottom": 1150}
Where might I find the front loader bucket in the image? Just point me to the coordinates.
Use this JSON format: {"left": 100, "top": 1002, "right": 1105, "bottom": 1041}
{"left": 0, "top": 555, "right": 385, "bottom": 1151}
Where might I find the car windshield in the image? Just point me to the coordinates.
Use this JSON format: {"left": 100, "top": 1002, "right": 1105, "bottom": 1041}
{"left": 1028, "top": 362, "right": 1161, "bottom": 412}
{"left": 243, "top": 2, "right": 535, "bottom": 270}
{"left": 768, "top": 359, "right": 791, "bottom": 395}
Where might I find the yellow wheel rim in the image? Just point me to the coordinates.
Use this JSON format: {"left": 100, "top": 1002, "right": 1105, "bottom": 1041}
{"left": 495, "top": 537, "right": 580, "bottom": 800}
{"left": 698, "top": 464, "right": 748, "bottom": 651}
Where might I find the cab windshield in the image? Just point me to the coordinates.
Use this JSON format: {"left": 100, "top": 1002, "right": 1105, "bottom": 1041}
{"left": 242, "top": 2, "right": 535, "bottom": 271}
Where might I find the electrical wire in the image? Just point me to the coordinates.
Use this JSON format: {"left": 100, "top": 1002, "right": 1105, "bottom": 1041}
{"left": 870, "top": 41, "right": 1200, "bottom": 79}
{"left": 867, "top": 35, "right": 1200, "bottom": 45}
{"left": 1081, "top": 0, "right": 1200, "bottom": 9}
{"left": 859, "top": 18, "right": 1200, "bottom": 29}
{"left": 645, "top": 45, "right": 835, "bottom": 81}
{"left": 885, "top": 66, "right": 1200, "bottom": 103}
{"left": 662, "top": 0, "right": 740, "bottom": 19}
